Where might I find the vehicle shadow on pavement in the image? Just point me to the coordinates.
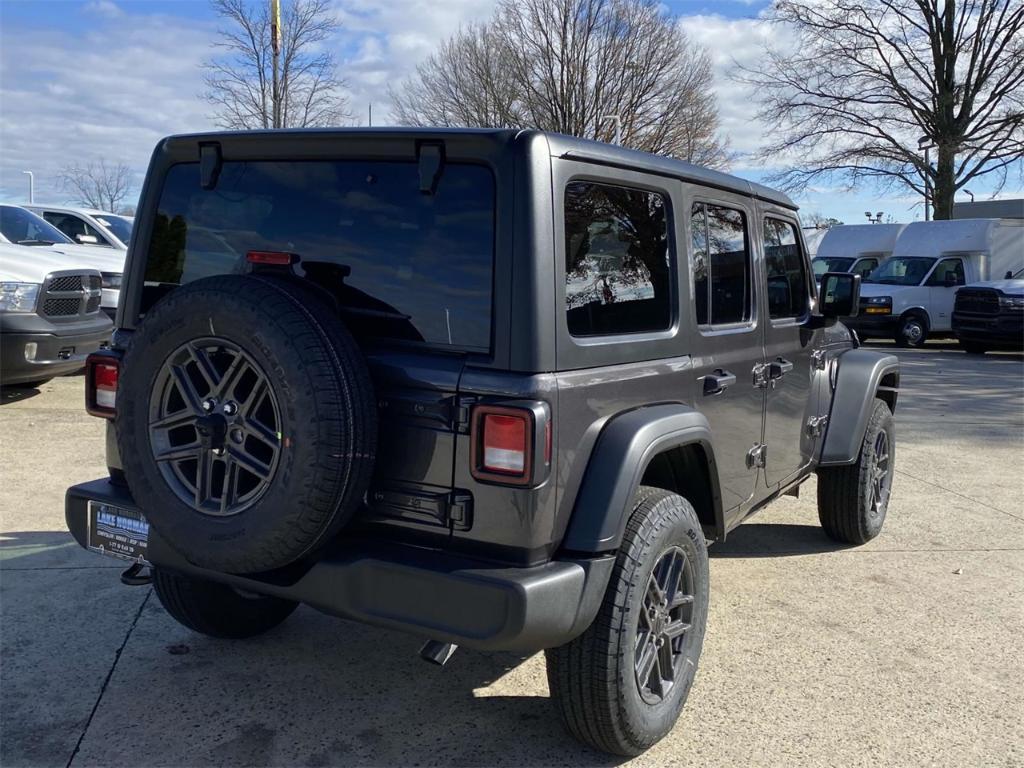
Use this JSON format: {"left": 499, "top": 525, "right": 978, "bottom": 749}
{"left": 0, "top": 530, "right": 629, "bottom": 768}
{"left": 710, "top": 523, "right": 852, "bottom": 558}
{"left": 0, "top": 384, "right": 42, "bottom": 405}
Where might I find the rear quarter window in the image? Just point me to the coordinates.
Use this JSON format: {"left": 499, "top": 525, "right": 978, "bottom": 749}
{"left": 143, "top": 160, "right": 495, "bottom": 352}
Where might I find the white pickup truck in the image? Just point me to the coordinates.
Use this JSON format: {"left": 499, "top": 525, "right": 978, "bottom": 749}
{"left": 847, "top": 218, "right": 1024, "bottom": 347}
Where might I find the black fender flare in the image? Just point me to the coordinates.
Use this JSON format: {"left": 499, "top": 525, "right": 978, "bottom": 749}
{"left": 560, "top": 404, "right": 723, "bottom": 553}
{"left": 819, "top": 348, "right": 899, "bottom": 466}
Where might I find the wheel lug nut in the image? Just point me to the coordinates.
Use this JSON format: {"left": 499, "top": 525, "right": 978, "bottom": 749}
{"left": 202, "top": 398, "right": 216, "bottom": 412}
{"left": 223, "top": 402, "right": 238, "bottom": 416}
{"left": 231, "top": 428, "right": 244, "bottom": 444}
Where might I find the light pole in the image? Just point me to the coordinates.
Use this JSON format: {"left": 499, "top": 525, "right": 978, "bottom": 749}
{"left": 22, "top": 171, "right": 33, "bottom": 204}
{"left": 270, "top": 0, "right": 281, "bottom": 128}
{"left": 917, "top": 136, "right": 935, "bottom": 221}
{"left": 864, "top": 211, "right": 884, "bottom": 224}
{"left": 601, "top": 114, "right": 621, "bottom": 145}
{"left": 964, "top": 189, "right": 975, "bottom": 202}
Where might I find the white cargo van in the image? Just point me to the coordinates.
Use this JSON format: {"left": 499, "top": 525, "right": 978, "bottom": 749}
{"left": 811, "top": 223, "right": 906, "bottom": 283}
{"left": 849, "top": 218, "right": 1024, "bottom": 346}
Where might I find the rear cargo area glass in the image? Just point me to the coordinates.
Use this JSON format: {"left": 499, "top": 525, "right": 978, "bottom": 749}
{"left": 144, "top": 160, "right": 495, "bottom": 351}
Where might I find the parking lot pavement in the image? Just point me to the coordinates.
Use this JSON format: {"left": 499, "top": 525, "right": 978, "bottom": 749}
{"left": 2, "top": 343, "right": 1022, "bottom": 768}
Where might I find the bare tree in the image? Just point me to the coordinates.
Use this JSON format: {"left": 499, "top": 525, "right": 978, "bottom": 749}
{"left": 59, "top": 160, "right": 133, "bottom": 212}
{"left": 391, "top": 0, "right": 730, "bottom": 169}
{"left": 202, "top": 0, "right": 349, "bottom": 129}
{"left": 740, "top": 0, "right": 1024, "bottom": 220}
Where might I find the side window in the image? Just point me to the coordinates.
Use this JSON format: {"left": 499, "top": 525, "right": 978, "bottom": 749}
{"left": 691, "top": 202, "right": 751, "bottom": 326}
{"left": 856, "top": 258, "right": 878, "bottom": 278}
{"left": 44, "top": 212, "right": 107, "bottom": 245}
{"left": 564, "top": 181, "right": 672, "bottom": 337}
{"left": 926, "top": 258, "right": 965, "bottom": 286}
{"left": 763, "top": 217, "right": 810, "bottom": 319}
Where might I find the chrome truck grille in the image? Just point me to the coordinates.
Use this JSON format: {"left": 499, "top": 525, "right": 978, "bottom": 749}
{"left": 40, "top": 272, "right": 103, "bottom": 319}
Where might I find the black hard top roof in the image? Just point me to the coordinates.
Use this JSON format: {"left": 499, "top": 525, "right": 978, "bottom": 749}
{"left": 163, "top": 126, "right": 797, "bottom": 211}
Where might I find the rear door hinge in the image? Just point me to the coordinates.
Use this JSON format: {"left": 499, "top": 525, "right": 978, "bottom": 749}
{"left": 746, "top": 443, "right": 767, "bottom": 469}
{"left": 452, "top": 395, "right": 475, "bottom": 434}
{"left": 811, "top": 349, "right": 828, "bottom": 370}
{"left": 806, "top": 415, "right": 829, "bottom": 438}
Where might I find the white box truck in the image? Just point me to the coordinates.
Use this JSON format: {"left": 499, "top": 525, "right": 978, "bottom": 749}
{"left": 848, "top": 218, "right": 1024, "bottom": 346}
{"left": 811, "top": 223, "right": 906, "bottom": 284}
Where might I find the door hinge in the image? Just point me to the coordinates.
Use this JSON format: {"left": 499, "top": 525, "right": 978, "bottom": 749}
{"left": 752, "top": 363, "right": 770, "bottom": 390}
{"left": 806, "top": 415, "right": 829, "bottom": 438}
{"left": 811, "top": 349, "right": 828, "bottom": 370}
{"left": 746, "top": 443, "right": 767, "bottom": 469}
{"left": 452, "top": 395, "right": 475, "bottom": 434}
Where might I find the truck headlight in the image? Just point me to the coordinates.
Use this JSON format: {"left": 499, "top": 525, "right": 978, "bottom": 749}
{"left": 863, "top": 296, "right": 892, "bottom": 314}
{"left": 101, "top": 272, "right": 122, "bottom": 290}
{"left": 0, "top": 282, "right": 40, "bottom": 313}
{"left": 998, "top": 294, "right": 1024, "bottom": 310}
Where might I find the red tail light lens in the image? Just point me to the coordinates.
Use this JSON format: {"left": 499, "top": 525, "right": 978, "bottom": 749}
{"left": 471, "top": 405, "right": 534, "bottom": 485}
{"left": 85, "top": 353, "right": 120, "bottom": 418}
{"left": 246, "top": 250, "right": 297, "bottom": 265}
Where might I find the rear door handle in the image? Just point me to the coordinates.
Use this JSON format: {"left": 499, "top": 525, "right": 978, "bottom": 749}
{"left": 702, "top": 368, "right": 736, "bottom": 396}
{"left": 769, "top": 358, "right": 794, "bottom": 379}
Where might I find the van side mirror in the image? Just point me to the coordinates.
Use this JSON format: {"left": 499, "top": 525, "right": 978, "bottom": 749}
{"left": 1006, "top": 270, "right": 1013, "bottom": 280}
{"left": 818, "top": 272, "right": 861, "bottom": 319}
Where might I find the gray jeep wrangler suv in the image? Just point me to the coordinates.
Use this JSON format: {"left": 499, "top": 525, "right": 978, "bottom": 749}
{"left": 66, "top": 128, "right": 899, "bottom": 756}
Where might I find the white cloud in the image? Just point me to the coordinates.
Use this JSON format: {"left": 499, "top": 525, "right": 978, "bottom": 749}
{"left": 84, "top": 0, "right": 124, "bottom": 18}
{"left": 0, "top": 11, "right": 217, "bottom": 205}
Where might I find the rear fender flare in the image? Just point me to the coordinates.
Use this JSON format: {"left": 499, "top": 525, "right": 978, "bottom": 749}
{"left": 561, "top": 404, "right": 723, "bottom": 553}
{"left": 819, "top": 348, "right": 899, "bottom": 466}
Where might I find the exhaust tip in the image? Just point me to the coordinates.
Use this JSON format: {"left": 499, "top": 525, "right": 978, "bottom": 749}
{"left": 419, "top": 639, "right": 458, "bottom": 666}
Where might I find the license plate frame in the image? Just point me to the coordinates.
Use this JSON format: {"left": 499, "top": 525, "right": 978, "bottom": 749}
{"left": 87, "top": 500, "right": 150, "bottom": 564}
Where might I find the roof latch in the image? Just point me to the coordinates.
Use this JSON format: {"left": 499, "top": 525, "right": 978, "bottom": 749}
{"left": 199, "top": 142, "right": 222, "bottom": 190}
{"left": 417, "top": 141, "right": 445, "bottom": 195}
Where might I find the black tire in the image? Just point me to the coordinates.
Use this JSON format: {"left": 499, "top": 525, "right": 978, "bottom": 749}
{"left": 959, "top": 339, "right": 988, "bottom": 355}
{"left": 117, "top": 275, "right": 376, "bottom": 574}
{"left": 817, "top": 398, "right": 895, "bottom": 545}
{"left": 545, "top": 487, "right": 709, "bottom": 756}
{"left": 152, "top": 568, "right": 298, "bottom": 639}
{"left": 895, "top": 312, "right": 928, "bottom": 347}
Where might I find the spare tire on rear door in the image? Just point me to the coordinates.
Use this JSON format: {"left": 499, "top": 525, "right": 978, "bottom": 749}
{"left": 117, "top": 275, "right": 377, "bottom": 574}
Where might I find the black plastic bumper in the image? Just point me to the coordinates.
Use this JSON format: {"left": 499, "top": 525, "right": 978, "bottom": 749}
{"left": 952, "top": 313, "right": 1024, "bottom": 348}
{"left": 65, "top": 478, "right": 614, "bottom": 652}
{"left": 0, "top": 322, "right": 111, "bottom": 385}
{"left": 845, "top": 313, "right": 899, "bottom": 338}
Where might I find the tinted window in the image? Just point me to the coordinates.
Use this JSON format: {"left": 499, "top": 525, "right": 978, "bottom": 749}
{"left": 925, "top": 258, "right": 965, "bottom": 286}
{"left": 564, "top": 181, "right": 671, "bottom": 336}
{"left": 44, "top": 212, "right": 111, "bottom": 246}
{"left": 763, "top": 217, "right": 809, "bottom": 319}
{"left": 145, "top": 161, "right": 495, "bottom": 351}
{"left": 691, "top": 202, "right": 751, "bottom": 325}
{"left": 0, "top": 205, "right": 72, "bottom": 245}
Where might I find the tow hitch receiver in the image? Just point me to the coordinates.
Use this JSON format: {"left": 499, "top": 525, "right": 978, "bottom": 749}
{"left": 120, "top": 562, "right": 152, "bottom": 586}
{"left": 419, "top": 639, "right": 458, "bottom": 666}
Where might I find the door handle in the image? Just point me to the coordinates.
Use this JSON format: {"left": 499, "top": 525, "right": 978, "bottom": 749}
{"left": 702, "top": 368, "right": 736, "bottom": 396}
{"left": 769, "top": 357, "right": 794, "bottom": 379}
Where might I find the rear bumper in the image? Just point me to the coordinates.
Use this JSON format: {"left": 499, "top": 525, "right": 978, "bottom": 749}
{"left": 65, "top": 478, "right": 614, "bottom": 652}
{"left": 952, "top": 312, "right": 1024, "bottom": 348}
{"left": 0, "top": 320, "right": 112, "bottom": 385}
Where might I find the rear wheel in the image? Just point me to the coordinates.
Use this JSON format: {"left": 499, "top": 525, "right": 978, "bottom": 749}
{"left": 895, "top": 313, "right": 928, "bottom": 347}
{"left": 545, "top": 487, "right": 709, "bottom": 756}
{"left": 817, "top": 399, "right": 895, "bottom": 545}
{"left": 152, "top": 568, "right": 298, "bottom": 639}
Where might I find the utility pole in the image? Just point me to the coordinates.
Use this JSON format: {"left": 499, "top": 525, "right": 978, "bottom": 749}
{"left": 368, "top": 103, "right": 372, "bottom": 127}
{"left": 22, "top": 171, "right": 33, "bottom": 204}
{"left": 918, "top": 136, "right": 935, "bottom": 222}
{"left": 271, "top": 0, "right": 282, "bottom": 128}
{"left": 601, "top": 114, "right": 621, "bottom": 145}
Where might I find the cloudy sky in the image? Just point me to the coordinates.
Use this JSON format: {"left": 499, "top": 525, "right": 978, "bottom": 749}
{"left": 0, "top": 0, "right": 1020, "bottom": 223}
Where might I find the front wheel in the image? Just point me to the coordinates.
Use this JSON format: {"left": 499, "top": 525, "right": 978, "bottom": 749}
{"left": 817, "top": 398, "right": 895, "bottom": 544}
{"left": 153, "top": 568, "right": 298, "bottom": 639}
{"left": 895, "top": 314, "right": 928, "bottom": 347}
{"left": 545, "top": 487, "right": 709, "bottom": 756}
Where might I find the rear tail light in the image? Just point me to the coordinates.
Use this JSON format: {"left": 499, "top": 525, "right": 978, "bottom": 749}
{"left": 470, "top": 403, "right": 550, "bottom": 486}
{"left": 246, "top": 250, "right": 298, "bottom": 266}
{"left": 85, "top": 352, "right": 120, "bottom": 418}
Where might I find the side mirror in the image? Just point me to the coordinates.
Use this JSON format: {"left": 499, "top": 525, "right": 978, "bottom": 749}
{"left": 818, "top": 272, "right": 861, "bottom": 319}
{"left": 75, "top": 234, "right": 99, "bottom": 245}
{"left": 1005, "top": 270, "right": 1013, "bottom": 280}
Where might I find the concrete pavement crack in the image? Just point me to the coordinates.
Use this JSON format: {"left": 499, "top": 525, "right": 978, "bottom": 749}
{"left": 894, "top": 469, "right": 1024, "bottom": 523}
{"left": 65, "top": 588, "right": 151, "bottom": 768}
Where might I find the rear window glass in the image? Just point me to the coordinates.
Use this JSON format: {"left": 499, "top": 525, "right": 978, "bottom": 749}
{"left": 564, "top": 181, "right": 672, "bottom": 337}
{"left": 144, "top": 161, "right": 495, "bottom": 352}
